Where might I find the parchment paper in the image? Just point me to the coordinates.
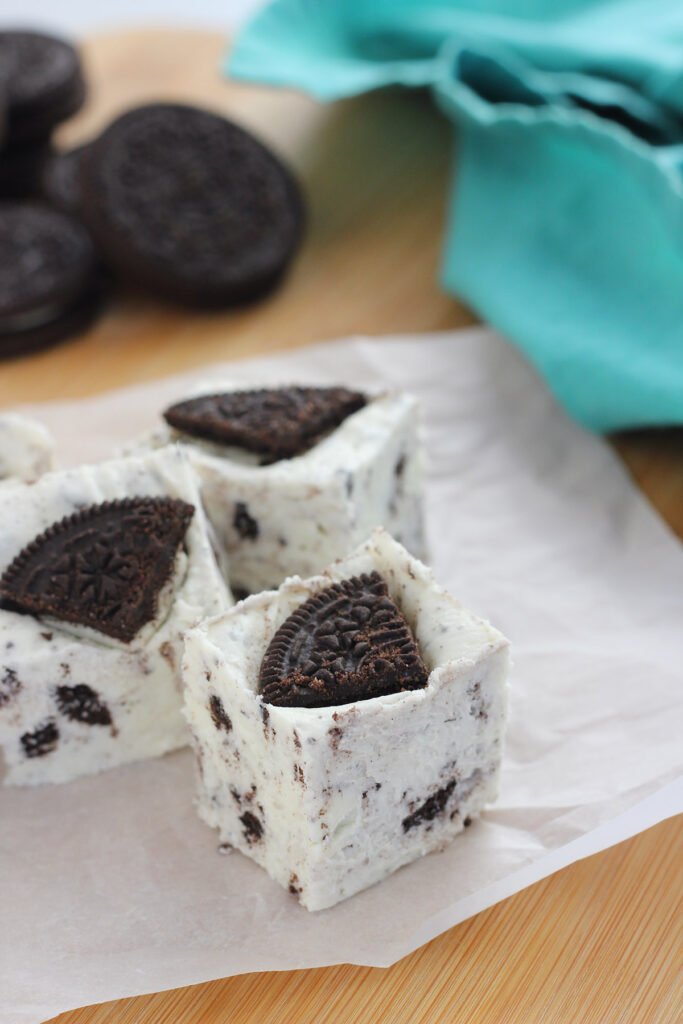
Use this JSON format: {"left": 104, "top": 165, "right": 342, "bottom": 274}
{"left": 2, "top": 328, "right": 681, "bottom": 1024}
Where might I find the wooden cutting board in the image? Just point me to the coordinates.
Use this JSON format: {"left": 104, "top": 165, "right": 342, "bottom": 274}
{"left": 1, "top": 29, "right": 679, "bottom": 1024}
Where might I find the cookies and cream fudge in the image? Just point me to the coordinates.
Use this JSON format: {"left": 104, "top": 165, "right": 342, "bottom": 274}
{"left": 0, "top": 413, "right": 55, "bottom": 482}
{"left": 183, "top": 528, "right": 510, "bottom": 911}
{"left": 0, "top": 446, "right": 231, "bottom": 786}
{"left": 134, "top": 384, "right": 425, "bottom": 595}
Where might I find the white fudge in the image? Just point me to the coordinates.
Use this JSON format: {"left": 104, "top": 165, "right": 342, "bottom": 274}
{"left": 183, "top": 529, "right": 510, "bottom": 911}
{"left": 134, "top": 384, "right": 425, "bottom": 595}
{"left": 0, "top": 413, "right": 55, "bottom": 482}
{"left": 0, "top": 447, "right": 232, "bottom": 786}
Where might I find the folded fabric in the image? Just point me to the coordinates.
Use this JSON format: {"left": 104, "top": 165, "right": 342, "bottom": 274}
{"left": 228, "top": 1, "right": 683, "bottom": 431}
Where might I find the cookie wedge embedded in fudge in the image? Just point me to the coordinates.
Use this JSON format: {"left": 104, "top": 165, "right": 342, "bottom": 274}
{"left": 258, "top": 570, "right": 429, "bottom": 707}
{"left": 0, "top": 447, "right": 232, "bottom": 786}
{"left": 182, "top": 528, "right": 510, "bottom": 911}
{"left": 0, "top": 413, "right": 55, "bottom": 482}
{"left": 164, "top": 386, "right": 366, "bottom": 462}
{"left": 133, "top": 383, "right": 426, "bottom": 595}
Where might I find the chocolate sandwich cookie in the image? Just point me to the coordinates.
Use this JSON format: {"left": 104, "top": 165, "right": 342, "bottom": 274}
{"left": 259, "top": 571, "right": 429, "bottom": 708}
{"left": 0, "top": 203, "right": 99, "bottom": 359}
{"left": 79, "top": 103, "right": 304, "bottom": 307}
{"left": 0, "top": 496, "right": 195, "bottom": 643}
{"left": 40, "top": 143, "right": 89, "bottom": 216}
{"left": 164, "top": 386, "right": 366, "bottom": 462}
{"left": 0, "top": 31, "right": 85, "bottom": 145}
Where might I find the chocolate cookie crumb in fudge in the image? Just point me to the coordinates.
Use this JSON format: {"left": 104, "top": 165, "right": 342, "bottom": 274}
{"left": 21, "top": 720, "right": 59, "bottom": 758}
{"left": 0, "top": 667, "right": 21, "bottom": 707}
{"left": 164, "top": 387, "right": 366, "bottom": 462}
{"left": 233, "top": 501, "right": 259, "bottom": 540}
{"left": 0, "top": 497, "right": 194, "bottom": 643}
{"left": 183, "top": 528, "right": 510, "bottom": 911}
{"left": 208, "top": 694, "right": 232, "bottom": 733}
{"left": 55, "top": 684, "right": 112, "bottom": 727}
{"left": 402, "top": 777, "right": 457, "bottom": 832}
{"left": 259, "top": 571, "right": 428, "bottom": 708}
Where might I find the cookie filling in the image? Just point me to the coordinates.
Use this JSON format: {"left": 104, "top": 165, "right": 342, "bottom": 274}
{"left": 258, "top": 570, "right": 428, "bottom": 708}
{"left": 163, "top": 386, "right": 366, "bottom": 462}
{"left": 0, "top": 496, "right": 194, "bottom": 643}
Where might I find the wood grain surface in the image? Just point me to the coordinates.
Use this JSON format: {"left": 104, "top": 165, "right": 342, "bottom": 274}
{"left": 1, "top": 28, "right": 679, "bottom": 1024}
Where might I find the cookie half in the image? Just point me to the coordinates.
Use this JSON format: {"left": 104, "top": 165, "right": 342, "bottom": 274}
{"left": 0, "top": 203, "right": 99, "bottom": 358}
{"left": 79, "top": 103, "right": 304, "bottom": 307}
{"left": 0, "top": 31, "right": 85, "bottom": 145}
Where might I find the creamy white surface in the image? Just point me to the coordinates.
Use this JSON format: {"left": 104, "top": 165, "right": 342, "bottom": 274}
{"left": 0, "top": 413, "right": 55, "bottom": 483}
{"left": 183, "top": 529, "right": 510, "bottom": 910}
{"left": 1, "top": 329, "right": 681, "bottom": 1024}
{"left": 0, "top": 447, "right": 232, "bottom": 786}
{"left": 132, "top": 385, "right": 426, "bottom": 594}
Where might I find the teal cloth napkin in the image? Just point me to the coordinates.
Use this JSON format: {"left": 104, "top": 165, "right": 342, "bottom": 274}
{"left": 228, "top": 1, "right": 683, "bottom": 432}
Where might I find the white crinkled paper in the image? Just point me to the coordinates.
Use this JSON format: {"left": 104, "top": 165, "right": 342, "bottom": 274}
{"left": 1, "top": 329, "right": 681, "bottom": 1024}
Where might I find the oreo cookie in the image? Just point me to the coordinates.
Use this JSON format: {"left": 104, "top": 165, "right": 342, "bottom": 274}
{"left": 79, "top": 103, "right": 304, "bottom": 307}
{"left": 0, "top": 203, "right": 100, "bottom": 358}
{"left": 0, "top": 496, "right": 194, "bottom": 643}
{"left": 259, "top": 571, "right": 429, "bottom": 708}
{"left": 164, "top": 386, "right": 366, "bottom": 462}
{"left": 0, "top": 31, "right": 85, "bottom": 145}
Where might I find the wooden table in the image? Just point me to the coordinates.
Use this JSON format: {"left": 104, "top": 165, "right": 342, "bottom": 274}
{"left": 2, "top": 29, "right": 680, "bottom": 1024}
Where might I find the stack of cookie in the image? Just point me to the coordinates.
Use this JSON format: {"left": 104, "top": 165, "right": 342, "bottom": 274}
{"left": 0, "top": 29, "right": 304, "bottom": 360}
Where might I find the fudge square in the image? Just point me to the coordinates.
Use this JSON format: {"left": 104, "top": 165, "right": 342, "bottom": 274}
{"left": 0, "top": 447, "right": 231, "bottom": 786}
{"left": 0, "top": 412, "right": 55, "bottom": 483}
{"left": 183, "top": 528, "right": 510, "bottom": 911}
{"left": 143, "top": 384, "right": 425, "bottom": 595}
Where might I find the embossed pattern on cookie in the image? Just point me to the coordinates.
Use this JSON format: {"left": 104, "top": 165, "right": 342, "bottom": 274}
{"left": 164, "top": 386, "right": 366, "bottom": 462}
{"left": 259, "top": 570, "right": 428, "bottom": 708}
{"left": 0, "top": 496, "right": 194, "bottom": 642}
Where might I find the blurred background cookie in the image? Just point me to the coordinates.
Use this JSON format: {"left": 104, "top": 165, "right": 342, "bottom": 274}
{"left": 79, "top": 103, "right": 304, "bottom": 307}
{"left": 0, "top": 30, "right": 85, "bottom": 146}
{"left": 0, "top": 203, "right": 100, "bottom": 358}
